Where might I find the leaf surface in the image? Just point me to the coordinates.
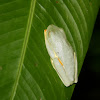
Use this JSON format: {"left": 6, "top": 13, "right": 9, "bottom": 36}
{"left": 0, "top": 0, "right": 99, "bottom": 100}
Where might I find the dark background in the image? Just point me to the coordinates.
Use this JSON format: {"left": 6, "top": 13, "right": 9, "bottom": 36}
{"left": 72, "top": 9, "right": 100, "bottom": 100}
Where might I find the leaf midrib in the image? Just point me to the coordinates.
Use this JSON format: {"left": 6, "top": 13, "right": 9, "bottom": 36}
{"left": 10, "top": 0, "right": 36, "bottom": 99}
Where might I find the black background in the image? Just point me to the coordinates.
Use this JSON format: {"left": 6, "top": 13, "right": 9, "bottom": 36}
{"left": 72, "top": 9, "right": 100, "bottom": 100}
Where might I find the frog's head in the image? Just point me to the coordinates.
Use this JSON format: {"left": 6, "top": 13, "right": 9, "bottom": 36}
{"left": 44, "top": 25, "right": 65, "bottom": 45}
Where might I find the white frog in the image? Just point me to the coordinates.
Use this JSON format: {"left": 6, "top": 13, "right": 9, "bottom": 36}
{"left": 44, "top": 25, "right": 78, "bottom": 87}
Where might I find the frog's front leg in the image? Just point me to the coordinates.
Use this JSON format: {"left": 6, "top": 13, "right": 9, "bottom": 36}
{"left": 50, "top": 58, "right": 56, "bottom": 70}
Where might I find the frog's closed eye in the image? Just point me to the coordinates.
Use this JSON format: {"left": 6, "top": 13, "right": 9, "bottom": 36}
{"left": 49, "top": 32, "right": 51, "bottom": 36}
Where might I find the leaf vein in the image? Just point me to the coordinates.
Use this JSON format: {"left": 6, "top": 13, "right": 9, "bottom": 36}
{"left": 10, "top": 0, "right": 36, "bottom": 99}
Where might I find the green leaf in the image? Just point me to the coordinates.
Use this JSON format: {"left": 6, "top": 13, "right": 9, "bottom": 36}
{"left": 0, "top": 0, "right": 99, "bottom": 100}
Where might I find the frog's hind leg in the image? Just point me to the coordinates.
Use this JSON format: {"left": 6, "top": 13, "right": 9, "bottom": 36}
{"left": 74, "top": 52, "right": 78, "bottom": 83}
